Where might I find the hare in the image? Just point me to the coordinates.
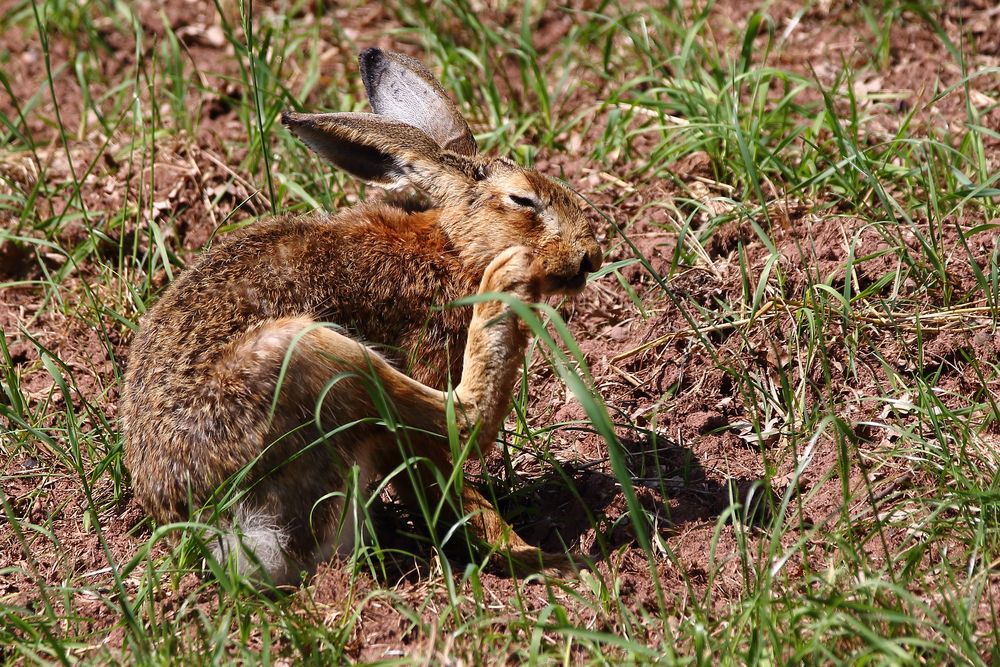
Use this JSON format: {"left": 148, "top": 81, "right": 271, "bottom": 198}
{"left": 121, "top": 48, "right": 602, "bottom": 586}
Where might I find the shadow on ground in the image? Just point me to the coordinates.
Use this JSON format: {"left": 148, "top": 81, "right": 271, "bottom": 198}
{"left": 362, "top": 430, "right": 778, "bottom": 582}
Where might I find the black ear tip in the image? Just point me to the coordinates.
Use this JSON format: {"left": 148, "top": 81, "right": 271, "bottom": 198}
{"left": 280, "top": 111, "right": 299, "bottom": 129}
{"left": 358, "top": 47, "right": 384, "bottom": 70}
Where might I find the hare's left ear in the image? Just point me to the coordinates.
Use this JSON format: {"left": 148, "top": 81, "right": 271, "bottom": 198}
{"left": 359, "top": 47, "right": 477, "bottom": 156}
{"left": 281, "top": 111, "right": 477, "bottom": 197}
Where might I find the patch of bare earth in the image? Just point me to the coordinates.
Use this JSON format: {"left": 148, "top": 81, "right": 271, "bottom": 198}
{"left": 2, "top": 0, "right": 998, "bottom": 659}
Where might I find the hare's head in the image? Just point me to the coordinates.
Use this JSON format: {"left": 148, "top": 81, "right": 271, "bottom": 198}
{"left": 281, "top": 48, "right": 602, "bottom": 294}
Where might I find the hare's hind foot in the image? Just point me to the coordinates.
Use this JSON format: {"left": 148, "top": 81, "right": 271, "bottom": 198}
{"left": 485, "top": 514, "right": 583, "bottom": 578}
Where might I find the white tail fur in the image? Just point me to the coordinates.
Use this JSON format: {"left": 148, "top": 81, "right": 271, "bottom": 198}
{"left": 210, "top": 460, "right": 373, "bottom": 586}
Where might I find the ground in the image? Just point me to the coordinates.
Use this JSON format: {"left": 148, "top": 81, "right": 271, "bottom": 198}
{"left": 1, "top": 0, "right": 999, "bottom": 663}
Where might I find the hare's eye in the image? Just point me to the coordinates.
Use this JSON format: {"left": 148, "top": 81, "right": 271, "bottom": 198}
{"left": 508, "top": 194, "right": 539, "bottom": 209}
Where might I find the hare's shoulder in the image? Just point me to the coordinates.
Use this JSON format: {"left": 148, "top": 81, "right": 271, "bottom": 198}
{"left": 214, "top": 203, "right": 451, "bottom": 261}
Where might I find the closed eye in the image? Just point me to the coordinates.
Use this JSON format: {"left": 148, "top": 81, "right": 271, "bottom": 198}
{"left": 508, "top": 194, "right": 539, "bottom": 209}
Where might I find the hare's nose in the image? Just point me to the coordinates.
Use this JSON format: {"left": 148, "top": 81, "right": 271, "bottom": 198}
{"left": 579, "top": 248, "right": 601, "bottom": 275}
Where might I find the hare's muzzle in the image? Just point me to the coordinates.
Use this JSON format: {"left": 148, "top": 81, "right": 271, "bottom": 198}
{"left": 543, "top": 245, "right": 602, "bottom": 294}
{"left": 580, "top": 249, "right": 601, "bottom": 275}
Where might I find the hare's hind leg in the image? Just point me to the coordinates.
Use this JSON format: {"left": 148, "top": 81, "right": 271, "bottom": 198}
{"left": 219, "top": 314, "right": 474, "bottom": 582}
{"left": 233, "top": 252, "right": 574, "bottom": 580}
{"left": 383, "top": 443, "right": 577, "bottom": 576}
{"left": 206, "top": 317, "right": 403, "bottom": 585}
{"left": 455, "top": 248, "right": 578, "bottom": 573}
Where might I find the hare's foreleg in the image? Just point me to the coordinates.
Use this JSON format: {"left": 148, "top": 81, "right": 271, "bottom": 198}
{"left": 453, "top": 247, "right": 576, "bottom": 573}
{"left": 386, "top": 247, "right": 577, "bottom": 574}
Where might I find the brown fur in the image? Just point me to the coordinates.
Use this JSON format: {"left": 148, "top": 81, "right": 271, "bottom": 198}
{"left": 121, "top": 49, "right": 601, "bottom": 584}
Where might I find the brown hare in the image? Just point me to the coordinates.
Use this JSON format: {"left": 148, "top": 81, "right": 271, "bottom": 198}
{"left": 121, "top": 48, "right": 602, "bottom": 586}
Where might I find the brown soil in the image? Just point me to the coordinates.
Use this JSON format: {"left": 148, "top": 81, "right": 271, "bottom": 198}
{"left": 1, "top": 0, "right": 998, "bottom": 660}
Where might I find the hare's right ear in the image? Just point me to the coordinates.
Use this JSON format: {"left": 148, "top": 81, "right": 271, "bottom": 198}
{"left": 359, "top": 48, "right": 477, "bottom": 156}
{"left": 281, "top": 111, "right": 472, "bottom": 193}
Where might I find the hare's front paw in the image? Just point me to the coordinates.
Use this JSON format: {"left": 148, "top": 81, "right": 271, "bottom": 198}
{"left": 479, "top": 245, "right": 542, "bottom": 305}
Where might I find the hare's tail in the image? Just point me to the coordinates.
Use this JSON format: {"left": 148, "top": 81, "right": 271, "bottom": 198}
{"left": 209, "top": 502, "right": 297, "bottom": 583}
{"left": 207, "top": 491, "right": 371, "bottom": 586}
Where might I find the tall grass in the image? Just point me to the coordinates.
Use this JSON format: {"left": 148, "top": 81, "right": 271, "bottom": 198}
{"left": 1, "top": 0, "right": 998, "bottom": 663}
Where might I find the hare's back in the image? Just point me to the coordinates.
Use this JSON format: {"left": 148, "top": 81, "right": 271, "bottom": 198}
{"left": 123, "top": 204, "right": 472, "bottom": 431}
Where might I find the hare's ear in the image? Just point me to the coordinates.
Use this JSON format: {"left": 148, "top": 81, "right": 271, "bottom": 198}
{"left": 281, "top": 111, "right": 439, "bottom": 187}
{"left": 281, "top": 111, "right": 473, "bottom": 193}
{"left": 359, "top": 48, "right": 477, "bottom": 156}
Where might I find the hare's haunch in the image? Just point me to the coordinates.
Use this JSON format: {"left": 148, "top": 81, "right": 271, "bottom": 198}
{"left": 122, "top": 48, "right": 602, "bottom": 585}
